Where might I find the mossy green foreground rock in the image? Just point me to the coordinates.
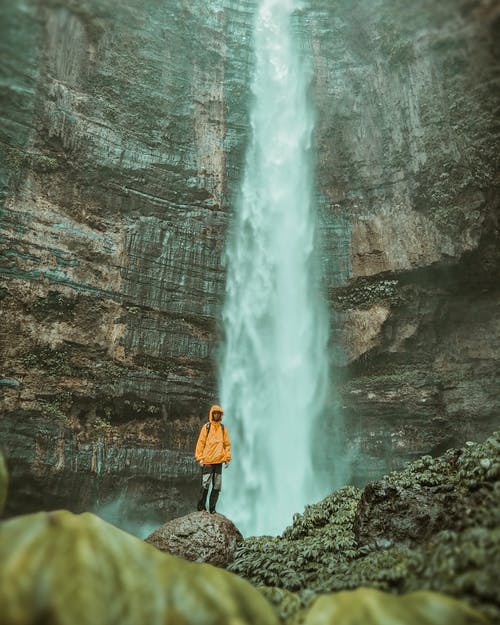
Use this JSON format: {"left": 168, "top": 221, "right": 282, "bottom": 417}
{"left": 0, "top": 452, "right": 7, "bottom": 514}
{"left": 301, "top": 588, "right": 489, "bottom": 625}
{"left": 0, "top": 510, "right": 279, "bottom": 625}
{"left": 0, "top": 510, "right": 491, "bottom": 625}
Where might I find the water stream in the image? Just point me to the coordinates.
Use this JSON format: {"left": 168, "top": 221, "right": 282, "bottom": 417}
{"left": 219, "top": 0, "right": 332, "bottom": 536}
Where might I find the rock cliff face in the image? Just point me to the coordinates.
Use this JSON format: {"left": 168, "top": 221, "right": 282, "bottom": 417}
{"left": 0, "top": 0, "right": 252, "bottom": 522}
{"left": 308, "top": 0, "right": 500, "bottom": 481}
{"left": 0, "top": 0, "right": 499, "bottom": 520}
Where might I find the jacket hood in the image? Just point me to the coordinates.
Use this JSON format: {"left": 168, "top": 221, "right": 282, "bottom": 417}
{"left": 209, "top": 404, "right": 224, "bottom": 422}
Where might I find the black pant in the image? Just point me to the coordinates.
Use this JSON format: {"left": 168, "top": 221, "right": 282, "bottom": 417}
{"left": 198, "top": 463, "right": 222, "bottom": 512}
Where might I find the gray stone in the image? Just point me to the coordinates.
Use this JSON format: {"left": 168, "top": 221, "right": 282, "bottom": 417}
{"left": 145, "top": 511, "right": 243, "bottom": 568}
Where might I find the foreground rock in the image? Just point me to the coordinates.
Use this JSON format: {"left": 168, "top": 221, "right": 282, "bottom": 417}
{"left": 0, "top": 509, "right": 488, "bottom": 625}
{"left": 229, "top": 432, "right": 500, "bottom": 624}
{"left": 145, "top": 511, "right": 243, "bottom": 568}
{"left": 0, "top": 510, "right": 278, "bottom": 625}
{"left": 302, "top": 588, "right": 488, "bottom": 625}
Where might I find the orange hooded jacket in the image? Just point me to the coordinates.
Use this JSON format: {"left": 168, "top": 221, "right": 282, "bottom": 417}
{"left": 195, "top": 404, "right": 231, "bottom": 465}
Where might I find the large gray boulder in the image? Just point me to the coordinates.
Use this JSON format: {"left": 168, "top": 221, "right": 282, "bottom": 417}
{"left": 145, "top": 512, "right": 243, "bottom": 568}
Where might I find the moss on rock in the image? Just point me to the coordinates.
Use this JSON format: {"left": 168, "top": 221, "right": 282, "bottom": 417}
{"left": 302, "top": 588, "right": 489, "bottom": 625}
{"left": 0, "top": 510, "right": 279, "bottom": 625}
{"left": 230, "top": 433, "right": 500, "bottom": 623}
{"left": 229, "top": 486, "right": 361, "bottom": 590}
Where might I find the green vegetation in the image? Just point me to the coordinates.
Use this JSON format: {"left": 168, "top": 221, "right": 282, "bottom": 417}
{"left": 93, "top": 360, "right": 128, "bottom": 382}
{"left": 4, "top": 145, "right": 60, "bottom": 174}
{"left": 21, "top": 347, "right": 74, "bottom": 377}
{"left": 229, "top": 486, "right": 361, "bottom": 590}
{"left": 32, "top": 291, "right": 76, "bottom": 320}
{"left": 90, "top": 415, "right": 112, "bottom": 435}
{"left": 123, "top": 398, "right": 160, "bottom": 415}
{"left": 40, "top": 400, "right": 71, "bottom": 426}
{"left": 0, "top": 509, "right": 490, "bottom": 625}
{"left": 231, "top": 433, "right": 500, "bottom": 623}
{"left": 21, "top": 345, "right": 129, "bottom": 386}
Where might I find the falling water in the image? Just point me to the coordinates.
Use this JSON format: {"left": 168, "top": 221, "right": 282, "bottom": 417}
{"left": 219, "top": 0, "right": 331, "bottom": 536}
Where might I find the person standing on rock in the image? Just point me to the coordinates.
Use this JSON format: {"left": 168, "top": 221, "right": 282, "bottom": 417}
{"left": 195, "top": 404, "right": 231, "bottom": 514}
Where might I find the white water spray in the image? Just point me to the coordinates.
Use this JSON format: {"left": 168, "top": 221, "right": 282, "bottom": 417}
{"left": 219, "top": 0, "right": 332, "bottom": 536}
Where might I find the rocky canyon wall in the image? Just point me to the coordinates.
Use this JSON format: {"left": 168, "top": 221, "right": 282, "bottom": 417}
{"left": 0, "top": 0, "right": 498, "bottom": 523}
{"left": 308, "top": 0, "right": 500, "bottom": 481}
{"left": 0, "top": 0, "right": 253, "bottom": 524}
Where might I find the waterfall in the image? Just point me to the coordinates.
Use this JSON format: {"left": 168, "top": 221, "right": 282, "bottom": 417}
{"left": 219, "top": 0, "right": 332, "bottom": 537}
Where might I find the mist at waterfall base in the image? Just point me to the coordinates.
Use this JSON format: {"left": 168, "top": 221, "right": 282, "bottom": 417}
{"left": 219, "top": 0, "right": 349, "bottom": 537}
{"left": 91, "top": 497, "right": 159, "bottom": 540}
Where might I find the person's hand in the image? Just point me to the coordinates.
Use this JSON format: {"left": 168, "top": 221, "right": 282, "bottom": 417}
{"left": 199, "top": 461, "right": 204, "bottom": 467}
{"left": 224, "top": 461, "right": 230, "bottom": 468}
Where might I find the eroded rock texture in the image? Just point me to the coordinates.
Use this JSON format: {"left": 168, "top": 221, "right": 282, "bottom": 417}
{"left": 0, "top": 0, "right": 252, "bottom": 522}
{"left": 145, "top": 511, "right": 243, "bottom": 567}
{"left": 0, "top": 0, "right": 499, "bottom": 518}
{"left": 308, "top": 0, "right": 500, "bottom": 481}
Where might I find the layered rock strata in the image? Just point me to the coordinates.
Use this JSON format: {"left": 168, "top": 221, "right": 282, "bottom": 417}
{"left": 309, "top": 0, "right": 500, "bottom": 482}
{"left": 0, "top": 0, "right": 499, "bottom": 517}
{"left": 0, "top": 0, "right": 252, "bottom": 520}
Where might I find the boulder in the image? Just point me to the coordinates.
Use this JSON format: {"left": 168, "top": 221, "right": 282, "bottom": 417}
{"left": 145, "top": 511, "right": 243, "bottom": 567}
{"left": 302, "top": 588, "right": 489, "bottom": 625}
{"left": 0, "top": 509, "right": 278, "bottom": 625}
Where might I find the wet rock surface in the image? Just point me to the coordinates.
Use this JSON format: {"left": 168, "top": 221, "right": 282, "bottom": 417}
{"left": 0, "top": 0, "right": 499, "bottom": 519}
{"left": 309, "top": 0, "right": 500, "bottom": 481}
{"left": 0, "top": 0, "right": 251, "bottom": 520}
{"left": 0, "top": 411, "right": 200, "bottom": 527}
{"left": 353, "top": 475, "right": 463, "bottom": 549}
{"left": 145, "top": 511, "right": 243, "bottom": 567}
{"left": 353, "top": 434, "right": 500, "bottom": 550}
